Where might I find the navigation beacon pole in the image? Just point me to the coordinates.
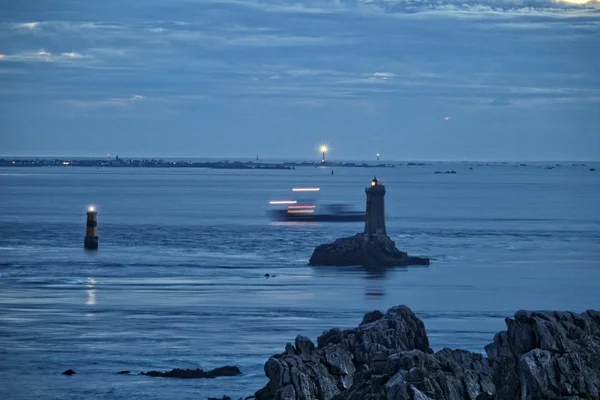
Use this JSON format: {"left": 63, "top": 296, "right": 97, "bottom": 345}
{"left": 364, "top": 177, "right": 386, "bottom": 236}
{"left": 84, "top": 206, "right": 99, "bottom": 250}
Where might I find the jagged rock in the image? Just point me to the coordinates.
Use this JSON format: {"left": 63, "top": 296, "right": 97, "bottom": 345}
{"left": 361, "top": 310, "right": 385, "bottom": 325}
{"left": 117, "top": 370, "right": 131, "bottom": 374}
{"left": 256, "top": 306, "right": 492, "bottom": 400}
{"left": 255, "top": 306, "right": 600, "bottom": 400}
{"left": 410, "top": 385, "right": 435, "bottom": 400}
{"left": 62, "top": 369, "right": 76, "bottom": 376}
{"left": 308, "top": 233, "right": 429, "bottom": 267}
{"left": 485, "top": 310, "right": 600, "bottom": 400}
{"left": 317, "top": 306, "right": 432, "bottom": 367}
{"left": 142, "top": 366, "right": 241, "bottom": 379}
{"left": 342, "top": 348, "right": 494, "bottom": 400}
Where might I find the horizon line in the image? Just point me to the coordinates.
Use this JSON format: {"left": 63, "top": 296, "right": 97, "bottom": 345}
{"left": 1, "top": 155, "right": 599, "bottom": 163}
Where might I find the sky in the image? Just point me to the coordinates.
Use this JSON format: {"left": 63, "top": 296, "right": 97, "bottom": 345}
{"left": 0, "top": 0, "right": 599, "bottom": 161}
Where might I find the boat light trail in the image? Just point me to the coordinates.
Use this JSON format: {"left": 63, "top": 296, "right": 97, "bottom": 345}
{"left": 292, "top": 188, "right": 320, "bottom": 192}
{"left": 269, "top": 200, "right": 297, "bottom": 205}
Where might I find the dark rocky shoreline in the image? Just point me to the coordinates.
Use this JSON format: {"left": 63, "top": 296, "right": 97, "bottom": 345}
{"left": 253, "top": 305, "right": 600, "bottom": 400}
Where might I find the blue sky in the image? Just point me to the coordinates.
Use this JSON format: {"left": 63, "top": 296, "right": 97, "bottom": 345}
{"left": 1, "top": 0, "right": 599, "bottom": 160}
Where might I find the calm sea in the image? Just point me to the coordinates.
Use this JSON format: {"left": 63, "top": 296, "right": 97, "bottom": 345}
{"left": 1, "top": 163, "right": 599, "bottom": 400}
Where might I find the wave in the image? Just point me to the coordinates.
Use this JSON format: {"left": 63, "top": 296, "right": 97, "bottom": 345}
{"left": 14, "top": 277, "right": 87, "bottom": 285}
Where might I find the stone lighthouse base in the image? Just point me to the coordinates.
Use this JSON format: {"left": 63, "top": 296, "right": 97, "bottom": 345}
{"left": 308, "top": 233, "right": 429, "bottom": 267}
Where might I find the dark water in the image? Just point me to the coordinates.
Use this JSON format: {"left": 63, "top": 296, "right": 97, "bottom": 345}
{"left": 1, "top": 163, "right": 599, "bottom": 400}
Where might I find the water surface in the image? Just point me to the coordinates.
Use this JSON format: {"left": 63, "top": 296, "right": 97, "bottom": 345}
{"left": 1, "top": 163, "right": 599, "bottom": 399}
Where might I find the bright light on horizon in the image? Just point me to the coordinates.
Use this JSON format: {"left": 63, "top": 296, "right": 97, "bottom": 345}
{"left": 320, "top": 145, "right": 328, "bottom": 153}
{"left": 292, "top": 188, "right": 320, "bottom": 192}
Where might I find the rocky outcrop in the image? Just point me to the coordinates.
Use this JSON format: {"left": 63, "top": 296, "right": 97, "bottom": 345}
{"left": 142, "top": 366, "right": 241, "bottom": 379}
{"left": 485, "top": 310, "right": 600, "bottom": 400}
{"left": 255, "top": 306, "right": 492, "bottom": 400}
{"left": 255, "top": 306, "right": 600, "bottom": 400}
{"left": 338, "top": 348, "right": 494, "bottom": 400}
{"left": 308, "top": 234, "right": 429, "bottom": 267}
{"left": 62, "top": 369, "right": 76, "bottom": 376}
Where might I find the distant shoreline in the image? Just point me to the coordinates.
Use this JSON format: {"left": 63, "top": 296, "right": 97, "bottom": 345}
{"left": 0, "top": 158, "right": 398, "bottom": 169}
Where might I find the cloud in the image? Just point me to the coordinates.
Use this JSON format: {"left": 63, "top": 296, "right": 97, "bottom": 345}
{"left": 202, "top": 0, "right": 335, "bottom": 14}
{"left": 61, "top": 52, "right": 84, "bottom": 58}
{"left": 16, "top": 22, "right": 40, "bottom": 30}
{"left": 479, "top": 98, "right": 515, "bottom": 106}
{"left": 177, "top": 0, "right": 600, "bottom": 18}
{"left": 0, "top": 49, "right": 88, "bottom": 63}
{"left": 65, "top": 94, "right": 145, "bottom": 109}
{"left": 371, "top": 72, "right": 396, "bottom": 81}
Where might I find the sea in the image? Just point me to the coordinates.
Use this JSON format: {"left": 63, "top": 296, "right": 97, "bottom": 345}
{"left": 0, "top": 162, "right": 599, "bottom": 400}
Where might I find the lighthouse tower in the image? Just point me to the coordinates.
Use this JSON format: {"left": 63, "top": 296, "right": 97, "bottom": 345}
{"left": 364, "top": 177, "right": 386, "bottom": 236}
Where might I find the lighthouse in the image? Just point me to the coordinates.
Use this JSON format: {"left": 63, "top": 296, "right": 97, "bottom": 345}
{"left": 320, "top": 145, "right": 328, "bottom": 163}
{"left": 364, "top": 177, "right": 386, "bottom": 236}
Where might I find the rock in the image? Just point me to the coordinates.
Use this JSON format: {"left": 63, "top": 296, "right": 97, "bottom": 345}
{"left": 590, "top": 168, "right": 596, "bottom": 172}
{"left": 256, "top": 306, "right": 495, "bottom": 400}
{"left": 410, "top": 385, "right": 435, "bottom": 400}
{"left": 142, "top": 366, "right": 241, "bottom": 379}
{"left": 117, "top": 370, "right": 131, "bottom": 374}
{"left": 208, "top": 397, "right": 232, "bottom": 400}
{"left": 255, "top": 306, "right": 600, "bottom": 400}
{"left": 360, "top": 310, "right": 385, "bottom": 326}
{"left": 485, "top": 310, "right": 600, "bottom": 400}
{"left": 62, "top": 369, "right": 76, "bottom": 376}
{"left": 341, "top": 347, "right": 494, "bottom": 400}
{"left": 308, "top": 233, "right": 429, "bottom": 267}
